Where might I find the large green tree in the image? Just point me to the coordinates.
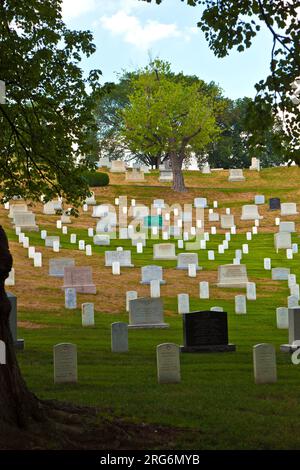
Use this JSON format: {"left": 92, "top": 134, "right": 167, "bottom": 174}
{"left": 94, "top": 65, "right": 224, "bottom": 170}
{"left": 142, "top": 0, "right": 300, "bottom": 163}
{"left": 0, "top": 0, "right": 101, "bottom": 436}
{"left": 121, "top": 60, "right": 220, "bottom": 191}
{"left": 0, "top": 0, "right": 101, "bottom": 205}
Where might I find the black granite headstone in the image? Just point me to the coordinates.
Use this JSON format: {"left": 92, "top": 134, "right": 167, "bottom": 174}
{"left": 181, "top": 310, "right": 236, "bottom": 353}
{"left": 269, "top": 198, "right": 281, "bottom": 211}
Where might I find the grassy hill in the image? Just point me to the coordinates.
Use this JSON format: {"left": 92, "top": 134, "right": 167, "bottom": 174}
{"left": 2, "top": 166, "right": 300, "bottom": 450}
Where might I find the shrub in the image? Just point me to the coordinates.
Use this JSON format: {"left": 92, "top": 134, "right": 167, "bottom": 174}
{"left": 85, "top": 171, "right": 109, "bottom": 187}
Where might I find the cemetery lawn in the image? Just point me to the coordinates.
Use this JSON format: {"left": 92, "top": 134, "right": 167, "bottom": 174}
{"left": 3, "top": 167, "right": 300, "bottom": 450}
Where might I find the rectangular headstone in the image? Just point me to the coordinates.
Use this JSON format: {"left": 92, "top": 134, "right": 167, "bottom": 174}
{"left": 105, "top": 250, "right": 134, "bottom": 267}
{"left": 53, "top": 343, "right": 78, "bottom": 383}
{"left": 111, "top": 322, "right": 128, "bottom": 352}
{"left": 141, "top": 265, "right": 165, "bottom": 284}
{"left": 81, "top": 303, "right": 95, "bottom": 327}
{"left": 157, "top": 343, "right": 180, "bottom": 384}
{"left": 253, "top": 344, "right": 277, "bottom": 384}
{"left": 63, "top": 267, "right": 96, "bottom": 294}
{"left": 269, "top": 198, "right": 281, "bottom": 210}
{"left": 176, "top": 253, "right": 201, "bottom": 270}
{"left": 49, "top": 258, "right": 75, "bottom": 277}
{"left": 217, "top": 264, "right": 248, "bottom": 288}
{"left": 129, "top": 297, "right": 169, "bottom": 329}
{"left": 153, "top": 243, "right": 177, "bottom": 260}
{"left": 181, "top": 311, "right": 235, "bottom": 353}
{"left": 271, "top": 267, "right": 290, "bottom": 281}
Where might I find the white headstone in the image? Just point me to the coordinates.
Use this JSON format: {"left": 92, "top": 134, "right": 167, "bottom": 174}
{"left": 246, "top": 282, "right": 256, "bottom": 300}
{"left": 53, "top": 343, "right": 78, "bottom": 384}
{"left": 81, "top": 303, "right": 95, "bottom": 327}
{"left": 157, "top": 343, "right": 180, "bottom": 384}
{"left": 126, "top": 291, "right": 138, "bottom": 312}
{"left": 65, "top": 287, "right": 77, "bottom": 309}
{"left": 276, "top": 307, "right": 289, "bottom": 329}
{"left": 199, "top": 281, "right": 209, "bottom": 299}
{"left": 178, "top": 294, "right": 189, "bottom": 314}
{"left": 235, "top": 295, "right": 247, "bottom": 314}
{"left": 253, "top": 344, "right": 277, "bottom": 384}
{"left": 111, "top": 322, "right": 128, "bottom": 353}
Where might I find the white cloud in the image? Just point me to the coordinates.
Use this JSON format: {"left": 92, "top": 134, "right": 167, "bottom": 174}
{"left": 62, "top": 0, "right": 97, "bottom": 20}
{"left": 100, "top": 11, "right": 187, "bottom": 50}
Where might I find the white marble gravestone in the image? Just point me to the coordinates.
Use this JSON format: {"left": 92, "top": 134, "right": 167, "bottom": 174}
{"left": 105, "top": 250, "right": 134, "bottom": 267}
{"left": 279, "top": 221, "right": 295, "bottom": 233}
{"left": 240, "top": 205, "right": 262, "bottom": 220}
{"left": 13, "top": 212, "right": 38, "bottom": 231}
{"left": 65, "top": 287, "right": 77, "bottom": 309}
{"left": 194, "top": 197, "right": 208, "bottom": 208}
{"left": 141, "top": 265, "right": 165, "bottom": 284}
{"left": 217, "top": 264, "right": 248, "bottom": 288}
{"left": 209, "top": 212, "right": 220, "bottom": 222}
{"left": 126, "top": 291, "right": 138, "bottom": 313}
{"left": 43, "top": 201, "right": 56, "bottom": 215}
{"left": 254, "top": 195, "right": 265, "bottom": 205}
{"left": 176, "top": 253, "right": 200, "bottom": 270}
{"left": 157, "top": 343, "right": 180, "bottom": 384}
{"left": 110, "top": 160, "right": 126, "bottom": 172}
{"left": 33, "top": 252, "right": 42, "bottom": 267}
{"left": 276, "top": 307, "right": 289, "bottom": 329}
{"left": 246, "top": 282, "right": 256, "bottom": 300}
{"left": 150, "top": 279, "right": 161, "bottom": 298}
{"left": 288, "top": 295, "right": 298, "bottom": 308}
{"left": 220, "top": 214, "right": 235, "bottom": 229}
{"left": 153, "top": 243, "right": 177, "bottom": 260}
{"left": 53, "top": 343, "right": 78, "bottom": 384}
{"left": 250, "top": 157, "right": 260, "bottom": 171}
{"left": 235, "top": 295, "right": 247, "bottom": 314}
{"left": 274, "top": 232, "right": 292, "bottom": 252}
{"left": 253, "top": 344, "right": 277, "bottom": 384}
{"left": 8, "top": 203, "right": 28, "bottom": 218}
{"left": 271, "top": 267, "right": 290, "bottom": 280}
{"left": 128, "top": 298, "right": 169, "bottom": 329}
{"left": 199, "top": 281, "right": 209, "bottom": 299}
{"left": 178, "top": 294, "right": 190, "bottom": 314}
{"left": 93, "top": 234, "right": 110, "bottom": 246}
{"left": 228, "top": 169, "right": 245, "bottom": 182}
{"left": 111, "top": 322, "right": 128, "bottom": 352}
{"left": 81, "top": 303, "right": 95, "bottom": 327}
{"left": 280, "top": 203, "right": 298, "bottom": 216}
{"left": 45, "top": 236, "right": 60, "bottom": 248}
{"left": 264, "top": 258, "right": 271, "bottom": 270}
{"left": 49, "top": 258, "right": 75, "bottom": 277}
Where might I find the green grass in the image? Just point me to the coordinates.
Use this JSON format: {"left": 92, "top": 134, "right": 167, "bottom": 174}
{"left": 5, "top": 166, "right": 300, "bottom": 449}
{"left": 14, "top": 229, "right": 300, "bottom": 450}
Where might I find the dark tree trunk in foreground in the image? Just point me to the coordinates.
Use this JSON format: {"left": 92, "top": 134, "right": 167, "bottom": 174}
{"left": 170, "top": 153, "right": 187, "bottom": 192}
{"left": 0, "top": 226, "right": 43, "bottom": 429}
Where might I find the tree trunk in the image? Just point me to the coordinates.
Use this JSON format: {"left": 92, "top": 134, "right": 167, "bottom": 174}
{"left": 156, "top": 154, "right": 161, "bottom": 169}
{"left": 170, "top": 153, "right": 187, "bottom": 192}
{"left": 0, "top": 226, "right": 43, "bottom": 429}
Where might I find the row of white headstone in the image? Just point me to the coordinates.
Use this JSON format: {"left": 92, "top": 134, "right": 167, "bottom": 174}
{"left": 53, "top": 340, "right": 277, "bottom": 385}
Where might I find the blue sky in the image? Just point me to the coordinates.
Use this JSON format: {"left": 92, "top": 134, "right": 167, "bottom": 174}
{"left": 62, "top": 0, "right": 273, "bottom": 100}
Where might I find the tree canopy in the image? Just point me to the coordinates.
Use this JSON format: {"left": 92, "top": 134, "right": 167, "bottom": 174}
{"left": 196, "top": 97, "right": 287, "bottom": 169}
{"left": 0, "top": 0, "right": 102, "bottom": 206}
{"left": 120, "top": 59, "right": 221, "bottom": 190}
{"left": 142, "top": 0, "right": 300, "bottom": 163}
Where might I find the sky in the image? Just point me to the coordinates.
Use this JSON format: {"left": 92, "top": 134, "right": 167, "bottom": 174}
{"left": 61, "top": 0, "right": 274, "bottom": 100}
